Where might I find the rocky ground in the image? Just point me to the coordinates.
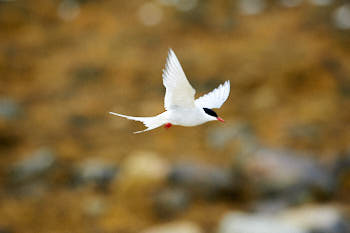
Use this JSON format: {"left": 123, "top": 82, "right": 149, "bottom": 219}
{"left": 0, "top": 0, "right": 350, "bottom": 233}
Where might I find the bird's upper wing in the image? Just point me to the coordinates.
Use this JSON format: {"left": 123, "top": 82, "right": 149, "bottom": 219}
{"left": 195, "top": 80, "right": 230, "bottom": 109}
{"left": 162, "top": 49, "right": 196, "bottom": 110}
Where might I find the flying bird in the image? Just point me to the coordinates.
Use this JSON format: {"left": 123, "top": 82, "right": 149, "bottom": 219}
{"left": 109, "top": 49, "right": 230, "bottom": 133}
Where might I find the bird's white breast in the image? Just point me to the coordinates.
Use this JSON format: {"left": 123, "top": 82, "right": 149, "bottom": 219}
{"left": 166, "top": 107, "right": 210, "bottom": 126}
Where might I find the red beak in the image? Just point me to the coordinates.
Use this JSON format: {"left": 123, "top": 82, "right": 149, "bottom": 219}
{"left": 217, "top": 117, "right": 225, "bottom": 122}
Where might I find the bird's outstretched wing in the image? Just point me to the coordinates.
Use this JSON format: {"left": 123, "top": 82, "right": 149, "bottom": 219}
{"left": 162, "top": 49, "right": 196, "bottom": 110}
{"left": 195, "top": 80, "right": 230, "bottom": 109}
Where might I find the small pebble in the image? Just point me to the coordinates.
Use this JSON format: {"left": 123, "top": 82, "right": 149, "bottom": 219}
{"left": 238, "top": 0, "right": 266, "bottom": 15}
{"left": 142, "top": 221, "right": 202, "bottom": 233}
{"left": 154, "top": 188, "right": 190, "bottom": 218}
{"left": 10, "top": 148, "right": 56, "bottom": 183}
{"left": 73, "top": 159, "right": 118, "bottom": 190}
{"left": 0, "top": 98, "right": 20, "bottom": 120}
{"left": 333, "top": 4, "right": 350, "bottom": 30}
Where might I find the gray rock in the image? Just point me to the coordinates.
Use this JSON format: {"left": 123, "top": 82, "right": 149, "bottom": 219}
{"left": 218, "top": 205, "right": 348, "bottom": 233}
{"left": 333, "top": 4, "right": 350, "bottom": 30}
{"left": 154, "top": 188, "right": 190, "bottom": 218}
{"left": 252, "top": 199, "right": 290, "bottom": 214}
{"left": 238, "top": 0, "right": 266, "bottom": 15}
{"left": 168, "top": 162, "right": 235, "bottom": 199}
{"left": 0, "top": 98, "right": 21, "bottom": 120}
{"left": 142, "top": 221, "right": 202, "bottom": 233}
{"left": 73, "top": 159, "right": 118, "bottom": 190}
{"left": 138, "top": 2, "right": 163, "bottom": 26}
{"left": 232, "top": 148, "right": 333, "bottom": 202}
{"left": 310, "top": 0, "right": 333, "bottom": 6}
{"left": 120, "top": 151, "right": 169, "bottom": 184}
{"left": 58, "top": 0, "right": 80, "bottom": 22}
{"left": 218, "top": 211, "right": 305, "bottom": 233}
{"left": 280, "top": 205, "right": 349, "bottom": 233}
{"left": 10, "top": 148, "right": 56, "bottom": 183}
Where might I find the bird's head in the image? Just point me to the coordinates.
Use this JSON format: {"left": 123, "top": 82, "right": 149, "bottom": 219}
{"left": 203, "top": 108, "right": 224, "bottom": 122}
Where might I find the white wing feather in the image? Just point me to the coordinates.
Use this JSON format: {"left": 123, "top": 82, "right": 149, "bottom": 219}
{"left": 109, "top": 112, "right": 166, "bottom": 134}
{"left": 195, "top": 80, "right": 230, "bottom": 109}
{"left": 162, "top": 49, "right": 196, "bottom": 110}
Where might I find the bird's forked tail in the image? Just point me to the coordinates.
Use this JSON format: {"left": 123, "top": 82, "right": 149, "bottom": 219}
{"left": 109, "top": 112, "right": 167, "bottom": 134}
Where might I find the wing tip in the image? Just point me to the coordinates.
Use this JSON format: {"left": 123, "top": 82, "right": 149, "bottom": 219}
{"left": 167, "top": 48, "right": 178, "bottom": 62}
{"left": 225, "top": 80, "right": 230, "bottom": 89}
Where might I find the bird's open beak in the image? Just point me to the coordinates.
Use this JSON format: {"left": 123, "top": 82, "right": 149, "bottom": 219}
{"left": 217, "top": 117, "right": 225, "bottom": 122}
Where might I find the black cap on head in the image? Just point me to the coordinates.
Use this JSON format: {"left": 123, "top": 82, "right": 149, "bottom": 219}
{"left": 203, "top": 108, "right": 218, "bottom": 117}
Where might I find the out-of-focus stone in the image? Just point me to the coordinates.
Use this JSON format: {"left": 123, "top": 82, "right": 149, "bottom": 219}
{"left": 0, "top": 98, "right": 21, "bottom": 120}
{"left": 138, "top": 3, "right": 163, "bottom": 26}
{"left": 281, "top": 205, "right": 349, "bottom": 233}
{"left": 153, "top": 188, "right": 190, "bottom": 218}
{"left": 333, "top": 4, "right": 350, "bottom": 30}
{"left": 238, "top": 0, "right": 266, "bottom": 15}
{"left": 168, "top": 162, "right": 234, "bottom": 198}
{"left": 73, "top": 159, "right": 118, "bottom": 190}
{"left": 142, "top": 221, "right": 202, "bottom": 233}
{"left": 232, "top": 148, "right": 333, "bottom": 201}
{"left": 310, "top": 0, "right": 333, "bottom": 6}
{"left": 57, "top": 0, "right": 80, "bottom": 21}
{"left": 83, "top": 198, "right": 106, "bottom": 217}
{"left": 121, "top": 151, "right": 169, "bottom": 184}
{"left": 218, "top": 211, "right": 305, "bottom": 233}
{"left": 175, "top": 0, "right": 198, "bottom": 12}
{"left": 218, "top": 205, "right": 348, "bottom": 233}
{"left": 252, "top": 199, "right": 290, "bottom": 214}
{"left": 10, "top": 148, "right": 56, "bottom": 183}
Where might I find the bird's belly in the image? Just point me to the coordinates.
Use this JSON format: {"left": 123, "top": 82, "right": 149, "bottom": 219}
{"left": 167, "top": 109, "right": 206, "bottom": 126}
{"left": 171, "top": 118, "right": 203, "bottom": 126}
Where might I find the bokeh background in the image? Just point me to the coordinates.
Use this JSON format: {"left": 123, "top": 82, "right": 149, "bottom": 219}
{"left": 0, "top": 0, "right": 350, "bottom": 232}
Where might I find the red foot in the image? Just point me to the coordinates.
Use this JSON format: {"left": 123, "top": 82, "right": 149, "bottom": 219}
{"left": 164, "top": 123, "right": 172, "bottom": 129}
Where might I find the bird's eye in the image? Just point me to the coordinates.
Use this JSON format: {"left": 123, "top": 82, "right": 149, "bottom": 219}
{"left": 203, "top": 108, "right": 218, "bottom": 117}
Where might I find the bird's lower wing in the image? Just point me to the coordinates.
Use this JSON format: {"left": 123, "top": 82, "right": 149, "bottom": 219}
{"left": 162, "top": 49, "right": 196, "bottom": 110}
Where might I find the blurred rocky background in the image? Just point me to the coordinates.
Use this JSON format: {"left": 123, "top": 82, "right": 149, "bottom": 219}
{"left": 0, "top": 0, "right": 350, "bottom": 232}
